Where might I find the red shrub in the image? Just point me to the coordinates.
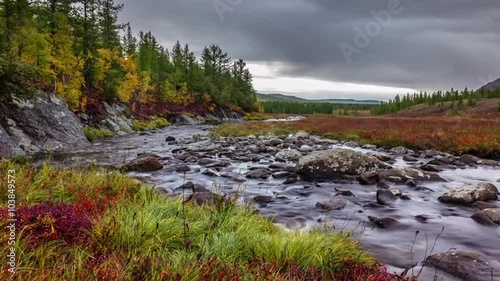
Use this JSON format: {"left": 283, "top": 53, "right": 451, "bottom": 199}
{"left": 85, "top": 98, "right": 106, "bottom": 117}
{"left": 67, "top": 185, "right": 121, "bottom": 217}
{"left": 0, "top": 203, "right": 92, "bottom": 247}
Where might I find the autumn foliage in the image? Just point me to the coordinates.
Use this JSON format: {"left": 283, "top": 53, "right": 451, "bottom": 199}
{"left": 213, "top": 115, "right": 500, "bottom": 158}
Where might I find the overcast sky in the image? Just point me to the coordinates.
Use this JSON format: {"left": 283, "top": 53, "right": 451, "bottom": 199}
{"left": 117, "top": 0, "right": 500, "bottom": 100}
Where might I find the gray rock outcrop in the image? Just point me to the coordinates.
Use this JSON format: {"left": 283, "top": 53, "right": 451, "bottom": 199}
{"left": 296, "top": 149, "right": 389, "bottom": 180}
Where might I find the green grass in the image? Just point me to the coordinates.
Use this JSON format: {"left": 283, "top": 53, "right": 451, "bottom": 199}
{"left": 132, "top": 117, "right": 170, "bottom": 131}
{"left": 82, "top": 126, "right": 114, "bottom": 142}
{"left": 0, "top": 161, "right": 397, "bottom": 281}
{"left": 243, "top": 114, "right": 274, "bottom": 121}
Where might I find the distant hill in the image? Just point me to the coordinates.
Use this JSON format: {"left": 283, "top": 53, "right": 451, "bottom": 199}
{"left": 482, "top": 78, "right": 500, "bottom": 91}
{"left": 256, "top": 93, "right": 380, "bottom": 104}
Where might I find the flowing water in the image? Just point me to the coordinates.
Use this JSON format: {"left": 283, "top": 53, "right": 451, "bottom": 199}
{"left": 38, "top": 124, "right": 500, "bottom": 279}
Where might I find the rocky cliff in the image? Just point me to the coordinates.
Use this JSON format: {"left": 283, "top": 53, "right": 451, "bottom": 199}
{"left": 0, "top": 92, "right": 90, "bottom": 158}
{"left": 0, "top": 92, "right": 244, "bottom": 159}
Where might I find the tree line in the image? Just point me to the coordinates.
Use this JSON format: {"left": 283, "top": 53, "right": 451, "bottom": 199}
{"left": 371, "top": 87, "right": 500, "bottom": 115}
{"left": 0, "top": 0, "right": 257, "bottom": 112}
{"left": 258, "top": 101, "right": 374, "bottom": 115}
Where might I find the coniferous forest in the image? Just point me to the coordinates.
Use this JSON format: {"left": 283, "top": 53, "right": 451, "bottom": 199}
{"left": 0, "top": 0, "right": 257, "bottom": 112}
{"left": 371, "top": 87, "right": 500, "bottom": 115}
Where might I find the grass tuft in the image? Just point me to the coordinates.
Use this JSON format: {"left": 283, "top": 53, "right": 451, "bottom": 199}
{"left": 132, "top": 117, "right": 170, "bottom": 131}
{"left": 82, "top": 126, "right": 113, "bottom": 142}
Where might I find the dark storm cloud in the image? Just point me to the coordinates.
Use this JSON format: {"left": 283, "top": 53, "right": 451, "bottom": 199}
{"left": 118, "top": 0, "right": 500, "bottom": 92}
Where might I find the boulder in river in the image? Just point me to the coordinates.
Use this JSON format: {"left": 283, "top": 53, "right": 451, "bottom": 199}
{"left": 123, "top": 155, "right": 163, "bottom": 172}
{"left": 368, "top": 216, "right": 399, "bottom": 228}
{"left": 245, "top": 169, "right": 271, "bottom": 179}
{"left": 471, "top": 208, "right": 500, "bottom": 226}
{"left": 296, "top": 149, "right": 389, "bottom": 180}
{"left": 439, "top": 183, "right": 498, "bottom": 205}
{"left": 315, "top": 198, "right": 348, "bottom": 211}
{"left": 425, "top": 251, "right": 500, "bottom": 281}
{"left": 275, "top": 149, "right": 302, "bottom": 161}
{"left": 377, "top": 167, "right": 445, "bottom": 183}
{"left": 376, "top": 189, "right": 397, "bottom": 205}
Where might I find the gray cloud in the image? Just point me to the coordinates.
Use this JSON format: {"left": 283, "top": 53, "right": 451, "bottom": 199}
{"left": 118, "top": 0, "right": 500, "bottom": 95}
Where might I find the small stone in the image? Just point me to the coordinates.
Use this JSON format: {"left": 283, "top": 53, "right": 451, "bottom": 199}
{"left": 253, "top": 195, "right": 275, "bottom": 204}
{"left": 377, "top": 189, "right": 397, "bottom": 205}
{"left": 368, "top": 216, "right": 399, "bottom": 228}
{"left": 316, "top": 198, "right": 348, "bottom": 211}
{"left": 202, "top": 169, "right": 220, "bottom": 177}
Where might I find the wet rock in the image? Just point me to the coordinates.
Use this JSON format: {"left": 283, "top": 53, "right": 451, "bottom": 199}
{"left": 374, "top": 154, "right": 393, "bottom": 162}
{"left": 176, "top": 152, "right": 193, "bottom": 161}
{"left": 423, "top": 149, "right": 438, "bottom": 158}
{"left": 471, "top": 208, "right": 500, "bottom": 226}
{"left": 202, "top": 169, "right": 220, "bottom": 177}
{"left": 335, "top": 188, "right": 355, "bottom": 197}
{"left": 205, "top": 161, "right": 231, "bottom": 169}
{"left": 359, "top": 171, "right": 380, "bottom": 185}
{"left": 315, "top": 198, "right": 348, "bottom": 211}
{"left": 197, "top": 158, "right": 216, "bottom": 165}
{"left": 376, "top": 180, "right": 390, "bottom": 189}
{"left": 137, "top": 153, "right": 162, "bottom": 160}
{"left": 362, "top": 144, "right": 377, "bottom": 149}
{"left": 473, "top": 201, "right": 499, "bottom": 210}
{"left": 245, "top": 169, "right": 271, "bottom": 179}
{"left": 415, "top": 214, "right": 432, "bottom": 223}
{"left": 269, "top": 138, "right": 283, "bottom": 146}
{"left": 275, "top": 149, "right": 302, "bottom": 160}
{"left": 413, "top": 186, "right": 435, "bottom": 192}
{"left": 184, "top": 156, "right": 199, "bottom": 163}
{"left": 283, "top": 177, "right": 298, "bottom": 185}
{"left": 296, "top": 149, "right": 388, "bottom": 180}
{"left": 123, "top": 156, "right": 163, "bottom": 172}
{"left": 403, "top": 155, "right": 418, "bottom": 162}
{"left": 253, "top": 195, "right": 275, "bottom": 204}
{"left": 165, "top": 136, "right": 176, "bottom": 142}
{"left": 368, "top": 216, "right": 399, "bottom": 228}
{"left": 460, "top": 154, "right": 481, "bottom": 165}
{"left": 299, "top": 145, "right": 314, "bottom": 153}
{"left": 378, "top": 167, "right": 445, "bottom": 183}
{"left": 405, "top": 179, "right": 417, "bottom": 187}
{"left": 400, "top": 194, "right": 411, "bottom": 200}
{"left": 221, "top": 172, "right": 247, "bottom": 183}
{"left": 377, "top": 189, "right": 397, "bottom": 205}
{"left": 420, "top": 163, "right": 441, "bottom": 172}
{"left": 271, "top": 171, "right": 290, "bottom": 179}
{"left": 186, "top": 192, "right": 221, "bottom": 205}
{"left": 175, "top": 164, "right": 191, "bottom": 173}
{"left": 439, "top": 183, "right": 498, "bottom": 205}
{"left": 425, "top": 251, "right": 500, "bottom": 281}
{"left": 390, "top": 146, "right": 413, "bottom": 155}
